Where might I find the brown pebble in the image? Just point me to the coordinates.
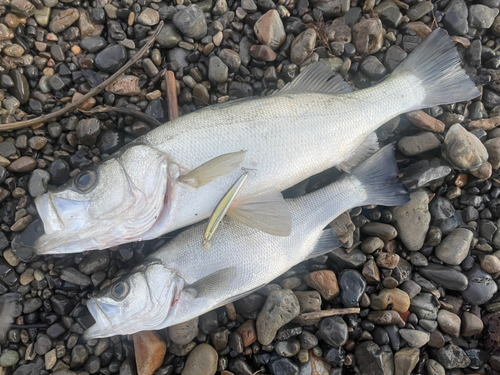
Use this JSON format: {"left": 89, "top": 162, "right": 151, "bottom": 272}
{"left": 225, "top": 303, "right": 237, "bottom": 321}
{"left": 28, "top": 136, "right": 47, "bottom": 150}
{"left": 168, "top": 318, "right": 199, "bottom": 346}
{"left": 250, "top": 45, "right": 277, "bottom": 61}
{"left": 406, "top": 21, "right": 432, "bottom": 39}
{"left": 427, "top": 329, "right": 445, "bottom": 348}
{"left": 4, "top": 14, "right": 21, "bottom": 28}
{"left": 303, "top": 270, "right": 339, "bottom": 300}
{"left": 133, "top": 331, "right": 167, "bottom": 375}
{"left": 376, "top": 252, "right": 400, "bottom": 269}
{"left": 362, "top": 259, "right": 380, "bottom": 282}
{"left": 468, "top": 116, "right": 500, "bottom": 131}
{"left": 367, "top": 310, "right": 403, "bottom": 325}
{"left": 370, "top": 288, "right": 410, "bottom": 313}
{"left": 455, "top": 173, "right": 467, "bottom": 188}
{"left": 471, "top": 161, "right": 492, "bottom": 180}
{"left": 481, "top": 255, "right": 500, "bottom": 274}
{"left": 461, "top": 311, "right": 483, "bottom": 337}
{"left": 361, "top": 222, "right": 398, "bottom": 241}
{"left": 11, "top": 215, "right": 32, "bottom": 231}
{"left": 406, "top": 110, "right": 445, "bottom": 133}
{"left": 105, "top": 75, "right": 141, "bottom": 96}
{"left": 437, "top": 309, "right": 461, "bottom": 337}
{"left": 237, "top": 320, "right": 257, "bottom": 347}
{"left": 344, "top": 340, "right": 356, "bottom": 352}
{"left": 7, "top": 156, "right": 36, "bottom": 173}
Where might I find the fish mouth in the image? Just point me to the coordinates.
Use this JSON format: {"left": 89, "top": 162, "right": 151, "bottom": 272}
{"left": 84, "top": 299, "right": 115, "bottom": 339}
{"left": 35, "top": 193, "right": 64, "bottom": 235}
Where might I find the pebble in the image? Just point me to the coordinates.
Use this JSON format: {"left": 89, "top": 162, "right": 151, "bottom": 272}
{"left": 316, "top": 316, "right": 348, "bottom": 347}
{"left": 437, "top": 309, "right": 461, "bottom": 337}
{"left": 168, "top": 317, "right": 199, "bottom": 346}
{"left": 436, "top": 344, "right": 471, "bottom": 369}
{"left": 469, "top": 4, "right": 499, "bottom": 28}
{"left": 419, "top": 263, "right": 468, "bottom": 291}
{"left": 49, "top": 8, "right": 79, "bottom": 34}
{"left": 303, "top": 270, "right": 339, "bottom": 300}
{"left": 339, "top": 269, "right": 366, "bottom": 307}
{"left": 442, "top": 0, "right": 469, "bottom": 35}
{"left": 254, "top": 10, "right": 285, "bottom": 50}
{"left": 398, "top": 132, "right": 441, "bottom": 157}
{"left": 70, "top": 345, "right": 88, "bottom": 368}
{"left": 398, "top": 329, "right": 430, "bottom": 348}
{"left": 394, "top": 347, "right": 419, "bottom": 375}
{"left": 442, "top": 124, "right": 489, "bottom": 173}
{"left": 368, "top": 310, "right": 403, "bottom": 325}
{"left": 181, "top": 344, "right": 217, "bottom": 375}
{"left": 133, "top": 331, "right": 166, "bottom": 375}
{"left": 208, "top": 56, "right": 228, "bottom": 83}
{"left": 370, "top": 288, "right": 410, "bottom": 313}
{"left": 59, "top": 267, "right": 91, "bottom": 286}
{"left": 355, "top": 341, "right": 394, "bottom": 375}
{"left": 95, "top": 45, "right": 127, "bottom": 73}
{"left": 435, "top": 228, "right": 472, "bottom": 265}
{"left": 352, "top": 18, "right": 384, "bottom": 54}
{"left": 256, "top": 289, "right": 300, "bottom": 345}
{"left": 461, "top": 264, "right": 498, "bottom": 305}
{"left": 290, "top": 29, "right": 316, "bottom": 65}
{"left": 461, "top": 311, "right": 483, "bottom": 336}
{"left": 173, "top": 5, "right": 207, "bottom": 40}
{"left": 405, "top": 110, "right": 445, "bottom": 133}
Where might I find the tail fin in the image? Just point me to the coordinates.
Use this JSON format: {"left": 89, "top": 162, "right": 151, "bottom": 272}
{"left": 393, "top": 28, "right": 480, "bottom": 108}
{"left": 352, "top": 144, "right": 410, "bottom": 207}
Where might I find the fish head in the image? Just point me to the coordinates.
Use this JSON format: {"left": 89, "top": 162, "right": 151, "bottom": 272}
{"left": 33, "top": 145, "right": 170, "bottom": 254}
{"left": 84, "top": 261, "right": 183, "bottom": 339}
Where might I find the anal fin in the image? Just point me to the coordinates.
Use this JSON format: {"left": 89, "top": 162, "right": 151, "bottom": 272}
{"left": 336, "top": 132, "right": 380, "bottom": 173}
{"left": 179, "top": 151, "right": 247, "bottom": 188}
{"left": 305, "top": 228, "right": 342, "bottom": 260}
{"left": 228, "top": 188, "right": 292, "bottom": 236}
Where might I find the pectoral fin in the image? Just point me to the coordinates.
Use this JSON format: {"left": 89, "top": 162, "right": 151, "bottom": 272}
{"left": 227, "top": 188, "right": 292, "bottom": 236}
{"left": 179, "top": 151, "right": 247, "bottom": 188}
{"left": 185, "top": 267, "right": 237, "bottom": 299}
{"left": 336, "top": 132, "right": 379, "bottom": 173}
{"left": 305, "top": 228, "right": 342, "bottom": 260}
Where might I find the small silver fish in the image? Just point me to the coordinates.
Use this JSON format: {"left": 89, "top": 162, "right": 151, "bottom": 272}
{"left": 84, "top": 144, "right": 409, "bottom": 339}
{"left": 35, "top": 28, "right": 479, "bottom": 255}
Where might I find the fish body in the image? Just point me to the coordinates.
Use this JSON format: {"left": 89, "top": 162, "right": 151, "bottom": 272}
{"left": 84, "top": 144, "right": 409, "bottom": 339}
{"left": 34, "top": 29, "right": 479, "bottom": 254}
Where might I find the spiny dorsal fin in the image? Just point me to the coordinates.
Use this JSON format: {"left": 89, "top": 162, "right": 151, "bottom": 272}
{"left": 274, "top": 61, "right": 352, "bottom": 96}
{"left": 179, "top": 151, "right": 247, "bottom": 188}
{"left": 186, "top": 267, "right": 237, "bottom": 299}
{"left": 305, "top": 228, "right": 342, "bottom": 260}
{"left": 228, "top": 187, "right": 292, "bottom": 236}
{"left": 336, "top": 132, "right": 380, "bottom": 173}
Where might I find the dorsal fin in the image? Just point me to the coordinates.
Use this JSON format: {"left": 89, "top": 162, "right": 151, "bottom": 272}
{"left": 274, "top": 61, "right": 352, "bottom": 96}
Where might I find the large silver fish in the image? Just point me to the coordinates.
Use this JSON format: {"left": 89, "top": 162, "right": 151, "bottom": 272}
{"left": 84, "top": 144, "right": 409, "bottom": 338}
{"left": 34, "top": 28, "right": 479, "bottom": 254}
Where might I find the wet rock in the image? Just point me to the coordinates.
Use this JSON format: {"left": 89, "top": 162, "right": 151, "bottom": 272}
{"left": 339, "top": 269, "right": 366, "bottom": 307}
{"left": 256, "top": 289, "right": 300, "bottom": 345}
{"left": 435, "top": 228, "right": 472, "bottom": 265}
{"left": 173, "top": 5, "right": 207, "bottom": 40}
{"left": 461, "top": 264, "right": 498, "bottom": 305}
{"left": 254, "top": 10, "right": 285, "bottom": 50}
{"left": 352, "top": 18, "right": 384, "bottom": 54}
{"left": 436, "top": 344, "right": 471, "bottom": 369}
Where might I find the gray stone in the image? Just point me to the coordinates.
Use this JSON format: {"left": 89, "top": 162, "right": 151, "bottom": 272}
{"left": 391, "top": 189, "right": 430, "bottom": 251}
{"left": 291, "top": 29, "right": 316, "bottom": 65}
{"left": 28, "top": 169, "right": 50, "bottom": 198}
{"left": 435, "top": 228, "right": 472, "bottom": 265}
{"left": 156, "top": 23, "right": 182, "bottom": 48}
{"left": 418, "top": 263, "right": 468, "bottom": 291}
{"left": 461, "top": 264, "right": 498, "bottom": 305}
{"left": 355, "top": 341, "right": 394, "bottom": 375}
{"left": 399, "top": 329, "right": 429, "bottom": 348}
{"left": 469, "top": 4, "right": 499, "bottom": 29}
{"left": 173, "top": 5, "right": 207, "bottom": 40}
{"left": 442, "top": 124, "right": 488, "bottom": 172}
{"left": 398, "top": 132, "right": 441, "bottom": 157}
{"left": 442, "top": 0, "right": 469, "bottom": 35}
{"left": 409, "top": 293, "right": 439, "bottom": 320}
{"left": 208, "top": 56, "right": 228, "bottom": 83}
{"left": 436, "top": 344, "right": 471, "bottom": 369}
{"left": 256, "top": 289, "right": 300, "bottom": 345}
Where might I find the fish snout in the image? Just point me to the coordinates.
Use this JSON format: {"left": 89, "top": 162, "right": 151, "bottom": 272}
{"left": 35, "top": 193, "right": 64, "bottom": 235}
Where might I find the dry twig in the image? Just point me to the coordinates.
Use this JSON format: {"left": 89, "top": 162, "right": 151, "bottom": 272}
{"left": 165, "top": 70, "right": 179, "bottom": 121}
{"left": 0, "top": 21, "right": 165, "bottom": 132}
{"left": 298, "top": 307, "right": 360, "bottom": 320}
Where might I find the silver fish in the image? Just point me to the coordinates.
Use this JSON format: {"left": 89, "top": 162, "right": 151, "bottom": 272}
{"left": 84, "top": 144, "right": 409, "bottom": 339}
{"left": 35, "top": 28, "right": 478, "bottom": 254}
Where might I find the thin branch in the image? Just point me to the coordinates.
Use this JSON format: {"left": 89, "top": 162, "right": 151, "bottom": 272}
{"left": 165, "top": 70, "right": 179, "bottom": 121}
{"left": 0, "top": 21, "right": 165, "bottom": 132}
{"left": 298, "top": 307, "right": 360, "bottom": 320}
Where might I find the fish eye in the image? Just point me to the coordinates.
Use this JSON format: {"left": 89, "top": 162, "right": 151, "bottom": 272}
{"left": 75, "top": 171, "right": 97, "bottom": 192}
{"left": 111, "top": 282, "right": 129, "bottom": 300}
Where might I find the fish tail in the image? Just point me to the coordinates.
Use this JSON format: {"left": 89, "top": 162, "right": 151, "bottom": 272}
{"left": 392, "top": 28, "right": 480, "bottom": 109}
{"left": 352, "top": 144, "right": 410, "bottom": 207}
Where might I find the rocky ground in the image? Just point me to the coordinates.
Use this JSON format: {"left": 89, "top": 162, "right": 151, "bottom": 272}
{"left": 0, "top": 0, "right": 498, "bottom": 374}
